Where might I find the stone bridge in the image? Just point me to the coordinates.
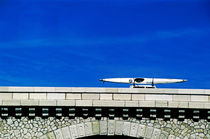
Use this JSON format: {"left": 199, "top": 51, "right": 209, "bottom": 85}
{"left": 0, "top": 87, "right": 210, "bottom": 139}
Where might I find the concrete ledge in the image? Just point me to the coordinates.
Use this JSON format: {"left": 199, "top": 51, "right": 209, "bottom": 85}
{"left": 34, "top": 87, "right": 55, "bottom": 92}
{"left": 0, "top": 87, "right": 8, "bottom": 92}
{"left": 55, "top": 87, "right": 71, "bottom": 92}
{"left": 8, "top": 87, "right": 34, "bottom": 92}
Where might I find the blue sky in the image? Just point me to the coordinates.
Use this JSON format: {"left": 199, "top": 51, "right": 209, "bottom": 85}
{"left": 0, "top": 0, "right": 210, "bottom": 88}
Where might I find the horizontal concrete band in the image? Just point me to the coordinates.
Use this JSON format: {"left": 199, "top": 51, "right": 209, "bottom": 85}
{"left": 0, "top": 87, "right": 210, "bottom": 95}
{"left": 1, "top": 93, "right": 210, "bottom": 102}
{"left": 0, "top": 100, "right": 209, "bottom": 109}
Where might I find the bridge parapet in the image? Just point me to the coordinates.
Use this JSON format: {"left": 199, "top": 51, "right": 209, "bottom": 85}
{"left": 0, "top": 87, "right": 210, "bottom": 138}
{"left": 0, "top": 87, "right": 209, "bottom": 109}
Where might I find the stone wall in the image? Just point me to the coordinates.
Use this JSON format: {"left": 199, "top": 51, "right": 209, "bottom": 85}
{"left": 0, "top": 87, "right": 210, "bottom": 138}
{"left": 0, "top": 117, "right": 209, "bottom": 139}
{"left": 0, "top": 87, "right": 210, "bottom": 109}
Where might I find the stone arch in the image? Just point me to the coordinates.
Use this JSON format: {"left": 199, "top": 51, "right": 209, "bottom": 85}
{"left": 39, "top": 118, "right": 174, "bottom": 139}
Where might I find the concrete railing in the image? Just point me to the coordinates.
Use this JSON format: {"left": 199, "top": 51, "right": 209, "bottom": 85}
{"left": 0, "top": 87, "right": 210, "bottom": 109}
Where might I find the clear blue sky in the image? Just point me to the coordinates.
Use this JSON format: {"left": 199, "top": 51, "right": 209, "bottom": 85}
{"left": 0, "top": 0, "right": 210, "bottom": 88}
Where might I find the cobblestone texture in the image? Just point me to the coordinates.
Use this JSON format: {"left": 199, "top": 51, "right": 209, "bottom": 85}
{"left": 0, "top": 117, "right": 210, "bottom": 139}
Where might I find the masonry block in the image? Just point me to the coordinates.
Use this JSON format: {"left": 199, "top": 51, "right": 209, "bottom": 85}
{"left": 56, "top": 100, "right": 75, "bottom": 106}
{"left": 100, "top": 120, "right": 108, "bottom": 135}
{"left": 66, "top": 93, "right": 81, "bottom": 100}
{"left": 113, "top": 94, "right": 131, "bottom": 100}
{"left": 191, "top": 95, "right": 208, "bottom": 102}
{"left": 108, "top": 120, "right": 115, "bottom": 135}
{"left": 130, "top": 123, "right": 139, "bottom": 137}
{"left": 2, "top": 100, "right": 20, "bottom": 106}
{"left": 123, "top": 121, "right": 131, "bottom": 136}
{"left": 145, "top": 126, "right": 154, "bottom": 138}
{"left": 189, "top": 102, "right": 205, "bottom": 109}
{"left": 145, "top": 94, "right": 172, "bottom": 101}
{"left": 0, "top": 93, "right": 12, "bottom": 100}
{"left": 21, "top": 100, "right": 39, "bottom": 106}
{"left": 155, "top": 100, "right": 168, "bottom": 107}
{"left": 172, "top": 95, "right": 190, "bottom": 101}
{"left": 82, "top": 94, "right": 99, "bottom": 100}
{"left": 92, "top": 121, "right": 100, "bottom": 135}
{"left": 137, "top": 124, "right": 146, "bottom": 138}
{"left": 30, "top": 93, "right": 47, "bottom": 100}
{"left": 100, "top": 94, "right": 113, "bottom": 100}
{"left": 69, "top": 125, "right": 79, "bottom": 139}
{"left": 93, "top": 100, "right": 124, "bottom": 107}
{"left": 84, "top": 122, "right": 93, "bottom": 136}
{"left": 131, "top": 94, "right": 145, "bottom": 101}
{"left": 47, "top": 93, "right": 65, "bottom": 100}
{"left": 76, "top": 100, "right": 92, "bottom": 106}
{"left": 151, "top": 128, "right": 161, "bottom": 139}
{"left": 61, "top": 127, "right": 71, "bottom": 139}
{"left": 125, "top": 101, "right": 138, "bottom": 107}
{"left": 39, "top": 100, "right": 56, "bottom": 106}
{"left": 77, "top": 123, "right": 85, "bottom": 138}
{"left": 204, "top": 103, "right": 210, "bottom": 109}
{"left": 168, "top": 102, "right": 188, "bottom": 108}
{"left": 13, "top": 93, "right": 29, "bottom": 100}
{"left": 139, "top": 101, "right": 155, "bottom": 107}
{"left": 47, "top": 132, "right": 56, "bottom": 139}
{"left": 115, "top": 120, "right": 123, "bottom": 135}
